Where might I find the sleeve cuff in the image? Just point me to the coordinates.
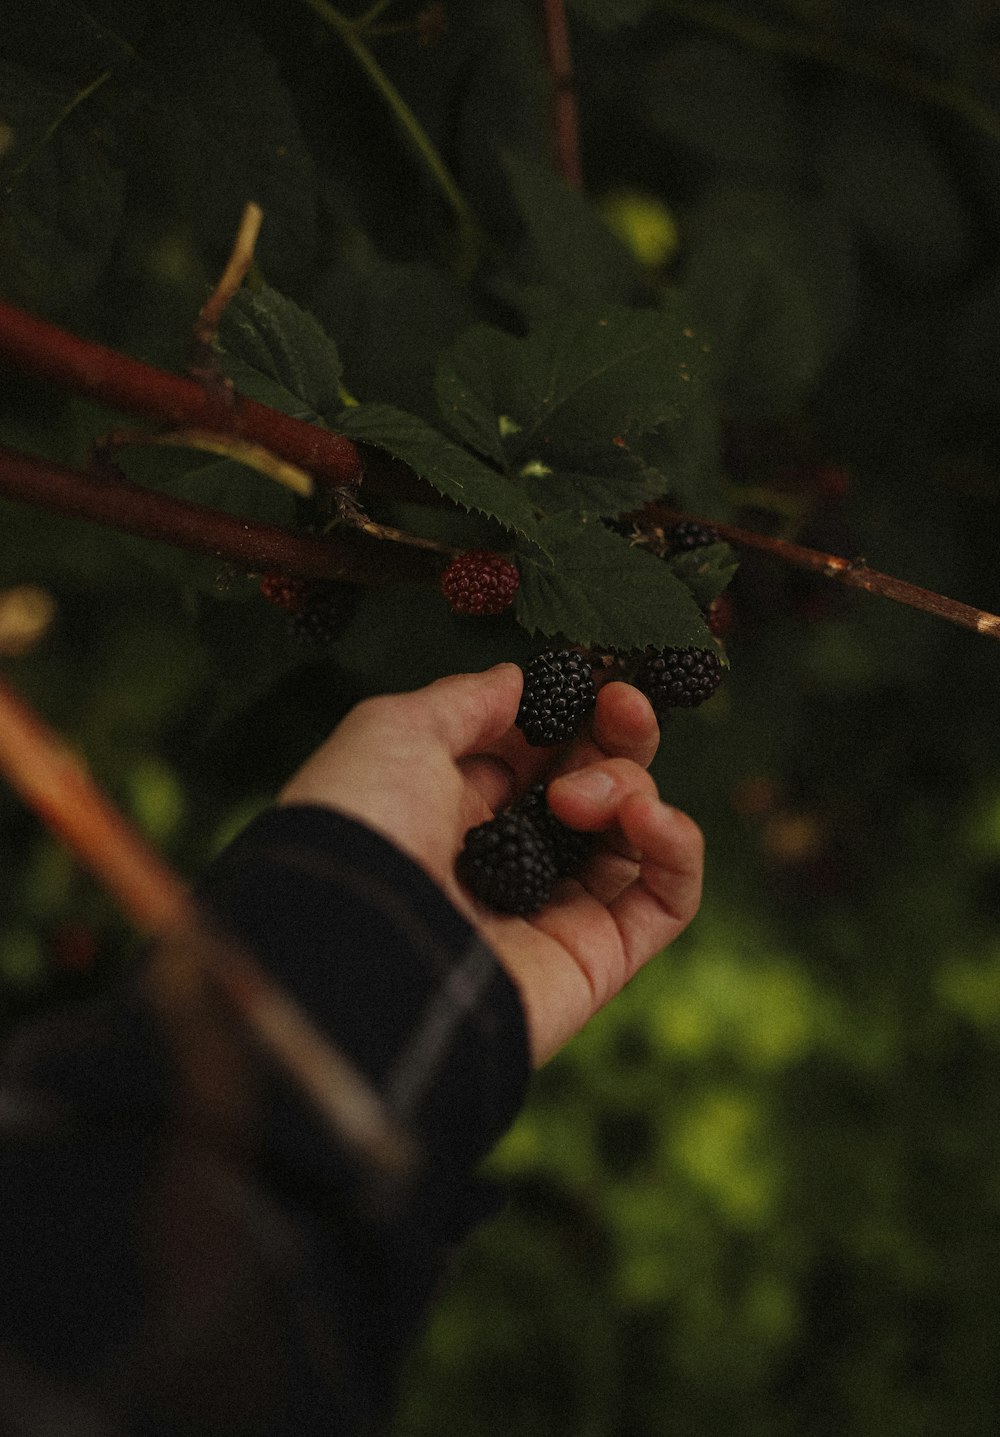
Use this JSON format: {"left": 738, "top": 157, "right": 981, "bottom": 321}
{"left": 196, "top": 804, "right": 531, "bottom": 1179}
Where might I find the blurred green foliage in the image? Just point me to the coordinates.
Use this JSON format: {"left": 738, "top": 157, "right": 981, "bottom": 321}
{"left": 3, "top": 0, "right": 1000, "bottom": 1432}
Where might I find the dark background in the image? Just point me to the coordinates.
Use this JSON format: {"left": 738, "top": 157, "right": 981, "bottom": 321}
{"left": 2, "top": 2, "right": 1000, "bottom": 1432}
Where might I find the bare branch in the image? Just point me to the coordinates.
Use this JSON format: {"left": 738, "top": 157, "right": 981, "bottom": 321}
{"left": 0, "top": 297, "right": 363, "bottom": 492}
{"left": 0, "top": 442, "right": 438, "bottom": 584}
{"left": 649, "top": 504, "right": 1000, "bottom": 642}
{"left": 539, "top": 0, "right": 584, "bottom": 189}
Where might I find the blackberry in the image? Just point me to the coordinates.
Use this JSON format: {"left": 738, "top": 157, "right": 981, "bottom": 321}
{"left": 287, "top": 581, "right": 353, "bottom": 647}
{"left": 440, "top": 550, "right": 520, "bottom": 616}
{"left": 632, "top": 645, "right": 723, "bottom": 715}
{"left": 455, "top": 808, "right": 558, "bottom": 915}
{"left": 514, "top": 784, "right": 597, "bottom": 880}
{"left": 668, "top": 520, "right": 720, "bottom": 553}
{"left": 516, "top": 649, "right": 596, "bottom": 747}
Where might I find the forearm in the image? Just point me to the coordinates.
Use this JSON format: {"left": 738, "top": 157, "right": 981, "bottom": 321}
{"left": 0, "top": 805, "right": 530, "bottom": 1434}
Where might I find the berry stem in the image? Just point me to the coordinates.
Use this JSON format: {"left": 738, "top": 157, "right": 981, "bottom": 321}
{"left": 0, "top": 442, "right": 438, "bottom": 584}
{"left": 0, "top": 296, "right": 364, "bottom": 491}
{"left": 539, "top": 0, "right": 584, "bottom": 190}
{"left": 95, "top": 425, "right": 315, "bottom": 498}
{"left": 650, "top": 503, "right": 1000, "bottom": 643}
{"left": 0, "top": 668, "right": 418, "bottom": 1179}
{"left": 192, "top": 200, "right": 264, "bottom": 359}
{"left": 298, "top": 0, "right": 482, "bottom": 270}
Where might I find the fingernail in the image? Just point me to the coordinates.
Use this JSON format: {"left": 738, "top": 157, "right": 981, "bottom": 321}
{"left": 554, "top": 769, "right": 614, "bottom": 804}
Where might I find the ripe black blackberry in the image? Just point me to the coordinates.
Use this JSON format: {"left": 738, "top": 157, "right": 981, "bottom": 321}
{"left": 288, "top": 582, "right": 354, "bottom": 648}
{"left": 516, "top": 649, "right": 596, "bottom": 747}
{"left": 632, "top": 645, "right": 723, "bottom": 715}
{"left": 514, "top": 784, "right": 597, "bottom": 880}
{"left": 668, "top": 520, "right": 720, "bottom": 553}
{"left": 455, "top": 807, "right": 558, "bottom": 915}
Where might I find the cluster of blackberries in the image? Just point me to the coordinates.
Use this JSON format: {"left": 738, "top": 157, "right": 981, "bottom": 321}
{"left": 513, "top": 641, "right": 723, "bottom": 749}
{"left": 457, "top": 640, "right": 724, "bottom": 914}
{"left": 449, "top": 530, "right": 731, "bottom": 917}
{"left": 667, "top": 520, "right": 720, "bottom": 553}
{"left": 456, "top": 784, "right": 598, "bottom": 915}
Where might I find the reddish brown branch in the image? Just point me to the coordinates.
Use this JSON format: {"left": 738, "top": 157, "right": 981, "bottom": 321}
{"left": 651, "top": 504, "right": 1000, "bottom": 642}
{"left": 0, "top": 297, "right": 363, "bottom": 492}
{"left": 0, "top": 669, "right": 419, "bottom": 1178}
{"left": 0, "top": 443, "right": 437, "bottom": 584}
{"left": 540, "top": 0, "right": 584, "bottom": 189}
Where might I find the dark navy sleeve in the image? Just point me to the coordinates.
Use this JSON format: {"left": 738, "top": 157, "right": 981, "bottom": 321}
{"left": 0, "top": 805, "right": 531, "bottom": 1436}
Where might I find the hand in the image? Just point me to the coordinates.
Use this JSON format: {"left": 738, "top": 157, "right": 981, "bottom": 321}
{"left": 278, "top": 663, "right": 703, "bottom": 1065}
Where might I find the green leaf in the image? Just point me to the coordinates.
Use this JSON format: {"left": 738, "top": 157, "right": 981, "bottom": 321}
{"left": 435, "top": 324, "right": 522, "bottom": 467}
{"left": 149, "top": 19, "right": 320, "bottom": 293}
{"left": 335, "top": 403, "right": 541, "bottom": 540}
{"left": 514, "top": 514, "right": 712, "bottom": 650}
{"left": 515, "top": 445, "right": 663, "bottom": 518}
{"left": 113, "top": 443, "right": 296, "bottom": 595}
{"left": 684, "top": 186, "right": 855, "bottom": 416}
{"left": 0, "top": 56, "right": 129, "bottom": 321}
{"left": 311, "top": 246, "right": 476, "bottom": 423}
{"left": 668, "top": 542, "right": 739, "bottom": 610}
{"left": 500, "top": 149, "right": 646, "bottom": 304}
{"left": 216, "top": 284, "right": 343, "bottom": 425}
{"left": 633, "top": 405, "right": 727, "bottom": 517}
{"left": 438, "top": 298, "right": 707, "bottom": 470}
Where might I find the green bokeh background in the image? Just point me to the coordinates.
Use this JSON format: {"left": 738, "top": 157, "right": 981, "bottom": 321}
{"left": 3, "top": 2, "right": 1000, "bottom": 1432}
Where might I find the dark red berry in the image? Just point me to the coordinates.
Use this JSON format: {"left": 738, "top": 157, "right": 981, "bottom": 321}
{"left": 259, "top": 573, "right": 308, "bottom": 613}
{"left": 707, "top": 592, "right": 736, "bottom": 639}
{"left": 440, "top": 550, "right": 520, "bottom": 616}
{"left": 260, "top": 573, "right": 352, "bottom": 646}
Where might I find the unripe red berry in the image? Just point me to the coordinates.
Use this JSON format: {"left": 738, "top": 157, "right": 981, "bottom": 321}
{"left": 259, "top": 572, "right": 308, "bottom": 613}
{"left": 440, "top": 550, "right": 520, "bottom": 616}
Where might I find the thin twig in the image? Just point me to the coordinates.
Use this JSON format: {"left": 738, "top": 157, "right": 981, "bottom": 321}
{"left": 650, "top": 504, "right": 1000, "bottom": 641}
{"left": 0, "top": 670, "right": 419, "bottom": 1179}
{"left": 98, "top": 425, "right": 316, "bottom": 499}
{"left": 540, "top": 0, "right": 584, "bottom": 189}
{"left": 299, "top": 0, "right": 482, "bottom": 269}
{"left": 0, "top": 297, "right": 363, "bottom": 492}
{"left": 193, "top": 201, "right": 264, "bottom": 354}
{"left": 1, "top": 68, "right": 113, "bottom": 197}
